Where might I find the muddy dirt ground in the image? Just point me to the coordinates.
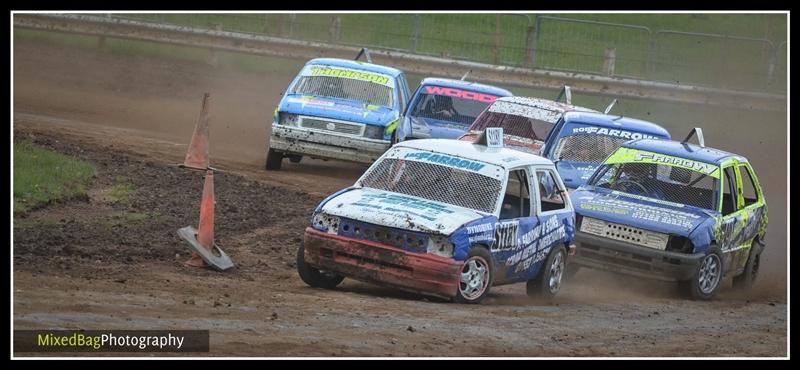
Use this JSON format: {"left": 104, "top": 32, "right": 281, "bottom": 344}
{"left": 12, "top": 39, "right": 788, "bottom": 357}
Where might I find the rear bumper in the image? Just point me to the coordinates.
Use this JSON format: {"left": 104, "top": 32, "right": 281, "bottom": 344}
{"left": 573, "top": 231, "right": 703, "bottom": 282}
{"left": 303, "top": 227, "right": 462, "bottom": 299}
{"left": 270, "top": 125, "right": 390, "bottom": 164}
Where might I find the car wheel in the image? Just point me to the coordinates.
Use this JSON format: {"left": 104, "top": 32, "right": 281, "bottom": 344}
{"left": 527, "top": 246, "right": 567, "bottom": 300}
{"left": 296, "top": 245, "right": 344, "bottom": 289}
{"left": 453, "top": 247, "right": 492, "bottom": 304}
{"left": 685, "top": 246, "right": 723, "bottom": 300}
{"left": 265, "top": 148, "right": 283, "bottom": 171}
{"left": 288, "top": 155, "right": 302, "bottom": 164}
{"left": 733, "top": 244, "right": 761, "bottom": 290}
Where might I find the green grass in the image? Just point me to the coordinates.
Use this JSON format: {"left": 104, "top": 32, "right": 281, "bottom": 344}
{"left": 13, "top": 141, "right": 96, "bottom": 214}
{"left": 107, "top": 178, "right": 136, "bottom": 204}
{"left": 13, "top": 218, "right": 60, "bottom": 230}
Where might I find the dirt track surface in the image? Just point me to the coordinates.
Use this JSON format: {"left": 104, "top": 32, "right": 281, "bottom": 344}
{"left": 13, "top": 40, "right": 788, "bottom": 357}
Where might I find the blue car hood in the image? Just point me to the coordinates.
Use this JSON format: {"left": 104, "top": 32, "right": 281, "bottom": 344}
{"left": 280, "top": 94, "right": 397, "bottom": 126}
{"left": 556, "top": 161, "right": 601, "bottom": 189}
{"left": 571, "top": 187, "right": 718, "bottom": 239}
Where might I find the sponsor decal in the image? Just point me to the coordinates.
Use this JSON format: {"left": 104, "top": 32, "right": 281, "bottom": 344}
{"left": 579, "top": 196, "right": 700, "bottom": 230}
{"left": 307, "top": 66, "right": 392, "bottom": 86}
{"left": 466, "top": 222, "right": 494, "bottom": 244}
{"left": 493, "top": 221, "right": 519, "bottom": 251}
{"left": 605, "top": 147, "right": 720, "bottom": 178}
{"left": 571, "top": 126, "right": 660, "bottom": 140}
{"left": 486, "top": 127, "right": 504, "bottom": 148}
{"left": 634, "top": 153, "right": 718, "bottom": 176}
{"left": 403, "top": 151, "right": 486, "bottom": 172}
{"left": 424, "top": 86, "right": 499, "bottom": 103}
{"left": 350, "top": 192, "right": 456, "bottom": 222}
{"left": 504, "top": 216, "right": 567, "bottom": 273}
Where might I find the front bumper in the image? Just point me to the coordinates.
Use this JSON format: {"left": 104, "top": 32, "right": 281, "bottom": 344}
{"left": 270, "top": 125, "right": 390, "bottom": 164}
{"left": 573, "top": 231, "right": 704, "bottom": 282}
{"left": 303, "top": 227, "right": 463, "bottom": 299}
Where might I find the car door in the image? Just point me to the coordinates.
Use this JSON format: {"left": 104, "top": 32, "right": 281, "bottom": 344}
{"left": 490, "top": 167, "right": 537, "bottom": 284}
{"left": 732, "top": 161, "right": 767, "bottom": 271}
{"left": 717, "top": 162, "right": 749, "bottom": 274}
{"left": 530, "top": 167, "right": 573, "bottom": 275}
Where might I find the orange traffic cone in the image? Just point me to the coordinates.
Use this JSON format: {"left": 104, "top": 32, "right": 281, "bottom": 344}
{"left": 177, "top": 93, "right": 233, "bottom": 271}
{"left": 183, "top": 93, "right": 210, "bottom": 171}
{"left": 185, "top": 170, "right": 215, "bottom": 267}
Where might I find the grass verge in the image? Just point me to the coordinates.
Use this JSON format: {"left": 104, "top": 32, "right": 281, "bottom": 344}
{"left": 13, "top": 140, "right": 95, "bottom": 214}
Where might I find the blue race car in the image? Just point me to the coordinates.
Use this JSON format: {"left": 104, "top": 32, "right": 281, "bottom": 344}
{"left": 541, "top": 111, "right": 671, "bottom": 190}
{"left": 267, "top": 56, "right": 412, "bottom": 170}
{"left": 395, "top": 78, "right": 512, "bottom": 142}
{"left": 570, "top": 129, "right": 768, "bottom": 300}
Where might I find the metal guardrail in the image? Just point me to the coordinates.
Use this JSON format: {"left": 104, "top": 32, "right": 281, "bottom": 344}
{"left": 13, "top": 13, "right": 787, "bottom": 112}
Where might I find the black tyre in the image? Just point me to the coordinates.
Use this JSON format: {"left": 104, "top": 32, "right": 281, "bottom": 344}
{"left": 265, "top": 148, "right": 283, "bottom": 171}
{"left": 684, "top": 246, "right": 724, "bottom": 300}
{"left": 733, "top": 244, "right": 761, "bottom": 290}
{"left": 453, "top": 247, "right": 492, "bottom": 304}
{"left": 296, "top": 245, "right": 344, "bottom": 289}
{"left": 527, "top": 246, "right": 567, "bottom": 300}
{"left": 288, "top": 155, "right": 302, "bottom": 164}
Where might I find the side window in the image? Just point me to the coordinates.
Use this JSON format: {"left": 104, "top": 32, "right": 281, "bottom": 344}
{"left": 721, "top": 166, "right": 738, "bottom": 215}
{"left": 738, "top": 164, "right": 759, "bottom": 207}
{"left": 537, "top": 170, "right": 567, "bottom": 212}
{"left": 500, "top": 169, "right": 531, "bottom": 220}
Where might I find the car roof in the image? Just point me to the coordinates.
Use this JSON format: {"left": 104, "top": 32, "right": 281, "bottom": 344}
{"left": 622, "top": 139, "right": 746, "bottom": 165}
{"left": 419, "top": 78, "right": 513, "bottom": 96}
{"left": 306, "top": 58, "right": 403, "bottom": 77}
{"left": 493, "top": 96, "right": 599, "bottom": 114}
{"left": 395, "top": 139, "right": 554, "bottom": 169}
{"left": 563, "top": 111, "right": 671, "bottom": 138}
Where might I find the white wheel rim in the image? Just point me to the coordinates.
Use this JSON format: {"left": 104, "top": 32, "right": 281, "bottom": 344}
{"left": 548, "top": 251, "right": 565, "bottom": 293}
{"left": 699, "top": 254, "right": 721, "bottom": 294}
{"left": 459, "top": 256, "right": 489, "bottom": 300}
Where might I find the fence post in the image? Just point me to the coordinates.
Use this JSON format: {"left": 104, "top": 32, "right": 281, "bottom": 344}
{"left": 329, "top": 15, "right": 341, "bottom": 42}
{"left": 288, "top": 14, "right": 296, "bottom": 37}
{"left": 493, "top": 14, "right": 501, "bottom": 64}
{"left": 603, "top": 47, "right": 616, "bottom": 76}
{"left": 411, "top": 14, "right": 420, "bottom": 53}
{"left": 766, "top": 42, "right": 780, "bottom": 87}
{"left": 530, "top": 15, "right": 541, "bottom": 68}
{"left": 524, "top": 25, "right": 535, "bottom": 68}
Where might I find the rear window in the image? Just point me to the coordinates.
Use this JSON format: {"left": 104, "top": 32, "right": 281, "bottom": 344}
{"left": 554, "top": 134, "right": 630, "bottom": 164}
{"left": 409, "top": 86, "right": 499, "bottom": 126}
{"left": 469, "top": 111, "right": 556, "bottom": 142}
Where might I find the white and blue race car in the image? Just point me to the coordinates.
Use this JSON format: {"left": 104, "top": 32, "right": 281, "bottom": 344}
{"left": 297, "top": 134, "right": 577, "bottom": 303}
